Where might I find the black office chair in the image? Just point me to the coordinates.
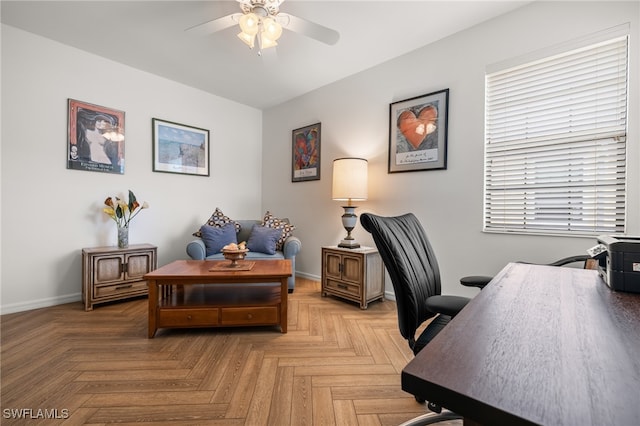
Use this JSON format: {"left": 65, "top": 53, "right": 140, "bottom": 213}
{"left": 360, "top": 212, "right": 477, "bottom": 424}
{"left": 361, "top": 212, "right": 594, "bottom": 425}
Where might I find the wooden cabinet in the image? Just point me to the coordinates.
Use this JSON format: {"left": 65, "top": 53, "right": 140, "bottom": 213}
{"left": 321, "top": 246, "right": 384, "bottom": 309}
{"left": 82, "top": 244, "right": 157, "bottom": 311}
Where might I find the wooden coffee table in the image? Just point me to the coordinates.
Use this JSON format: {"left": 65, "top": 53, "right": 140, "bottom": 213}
{"left": 145, "top": 259, "right": 292, "bottom": 338}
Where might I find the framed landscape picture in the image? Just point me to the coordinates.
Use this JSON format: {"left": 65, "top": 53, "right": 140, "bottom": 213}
{"left": 67, "top": 99, "right": 125, "bottom": 174}
{"left": 292, "top": 122, "right": 321, "bottom": 182}
{"left": 388, "top": 89, "right": 449, "bottom": 173}
{"left": 152, "top": 118, "right": 210, "bottom": 176}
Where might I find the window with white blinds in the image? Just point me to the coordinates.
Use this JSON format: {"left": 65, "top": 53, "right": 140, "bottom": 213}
{"left": 484, "top": 34, "right": 628, "bottom": 236}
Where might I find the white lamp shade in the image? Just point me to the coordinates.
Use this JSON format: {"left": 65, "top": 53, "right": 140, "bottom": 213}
{"left": 332, "top": 158, "right": 368, "bottom": 201}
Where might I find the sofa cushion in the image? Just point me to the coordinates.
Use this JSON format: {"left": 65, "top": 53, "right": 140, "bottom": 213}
{"left": 200, "top": 223, "right": 237, "bottom": 256}
{"left": 247, "top": 224, "right": 281, "bottom": 255}
{"left": 193, "top": 207, "right": 241, "bottom": 237}
{"left": 261, "top": 211, "right": 296, "bottom": 251}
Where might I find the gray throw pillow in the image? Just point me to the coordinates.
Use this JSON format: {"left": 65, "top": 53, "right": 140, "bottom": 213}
{"left": 200, "top": 223, "right": 237, "bottom": 256}
{"left": 247, "top": 225, "right": 281, "bottom": 255}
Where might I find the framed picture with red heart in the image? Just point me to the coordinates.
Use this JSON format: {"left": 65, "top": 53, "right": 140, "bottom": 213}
{"left": 388, "top": 89, "right": 449, "bottom": 173}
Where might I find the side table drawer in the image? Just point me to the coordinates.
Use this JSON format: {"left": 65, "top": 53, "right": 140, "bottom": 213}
{"left": 325, "top": 279, "right": 361, "bottom": 297}
{"left": 221, "top": 307, "right": 279, "bottom": 325}
{"left": 158, "top": 308, "right": 219, "bottom": 327}
{"left": 94, "top": 281, "right": 148, "bottom": 299}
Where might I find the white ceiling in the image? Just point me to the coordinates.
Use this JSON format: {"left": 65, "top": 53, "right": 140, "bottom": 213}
{"left": 1, "top": 0, "right": 531, "bottom": 109}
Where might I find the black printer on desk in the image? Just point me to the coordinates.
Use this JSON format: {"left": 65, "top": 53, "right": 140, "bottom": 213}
{"left": 589, "top": 235, "right": 640, "bottom": 293}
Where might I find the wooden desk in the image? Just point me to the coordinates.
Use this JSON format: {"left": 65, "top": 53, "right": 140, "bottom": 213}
{"left": 402, "top": 262, "right": 640, "bottom": 426}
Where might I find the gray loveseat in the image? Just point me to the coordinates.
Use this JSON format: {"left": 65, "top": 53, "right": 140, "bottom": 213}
{"left": 186, "top": 219, "right": 302, "bottom": 292}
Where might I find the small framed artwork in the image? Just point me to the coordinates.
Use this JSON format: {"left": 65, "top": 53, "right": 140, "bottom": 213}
{"left": 292, "top": 123, "right": 321, "bottom": 182}
{"left": 152, "top": 118, "right": 210, "bottom": 177}
{"left": 388, "top": 89, "right": 449, "bottom": 173}
{"left": 67, "top": 99, "right": 125, "bottom": 174}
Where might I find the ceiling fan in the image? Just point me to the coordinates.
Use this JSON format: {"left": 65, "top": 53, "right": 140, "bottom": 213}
{"left": 186, "top": 0, "right": 340, "bottom": 53}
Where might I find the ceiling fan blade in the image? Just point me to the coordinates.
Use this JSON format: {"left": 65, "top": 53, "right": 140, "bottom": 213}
{"left": 185, "top": 13, "right": 241, "bottom": 36}
{"left": 280, "top": 13, "right": 340, "bottom": 46}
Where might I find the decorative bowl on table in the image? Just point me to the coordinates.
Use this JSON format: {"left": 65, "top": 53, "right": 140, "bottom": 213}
{"left": 221, "top": 248, "right": 249, "bottom": 267}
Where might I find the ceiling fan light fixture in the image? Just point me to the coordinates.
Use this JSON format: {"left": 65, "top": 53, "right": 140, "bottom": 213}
{"left": 238, "top": 32, "right": 256, "bottom": 49}
{"left": 239, "top": 12, "right": 260, "bottom": 35}
{"left": 237, "top": 10, "right": 281, "bottom": 52}
{"left": 259, "top": 33, "right": 278, "bottom": 50}
{"left": 187, "top": 0, "right": 341, "bottom": 54}
{"left": 237, "top": 31, "right": 255, "bottom": 48}
{"left": 262, "top": 17, "right": 282, "bottom": 41}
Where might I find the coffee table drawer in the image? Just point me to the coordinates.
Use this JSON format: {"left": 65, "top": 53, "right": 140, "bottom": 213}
{"left": 158, "top": 308, "right": 219, "bottom": 327}
{"left": 221, "top": 307, "right": 279, "bottom": 325}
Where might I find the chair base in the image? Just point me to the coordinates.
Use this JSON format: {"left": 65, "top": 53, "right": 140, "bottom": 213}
{"left": 399, "top": 409, "right": 463, "bottom": 426}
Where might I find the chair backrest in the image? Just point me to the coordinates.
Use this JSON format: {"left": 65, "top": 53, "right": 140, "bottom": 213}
{"left": 360, "top": 213, "right": 441, "bottom": 343}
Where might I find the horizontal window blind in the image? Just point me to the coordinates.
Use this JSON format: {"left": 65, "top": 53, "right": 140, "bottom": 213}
{"left": 484, "top": 35, "right": 628, "bottom": 235}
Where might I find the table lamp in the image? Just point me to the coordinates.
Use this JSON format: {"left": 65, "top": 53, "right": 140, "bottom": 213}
{"left": 332, "top": 157, "right": 368, "bottom": 248}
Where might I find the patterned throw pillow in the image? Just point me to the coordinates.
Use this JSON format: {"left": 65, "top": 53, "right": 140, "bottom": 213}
{"left": 193, "top": 207, "right": 241, "bottom": 237}
{"left": 261, "top": 211, "right": 296, "bottom": 251}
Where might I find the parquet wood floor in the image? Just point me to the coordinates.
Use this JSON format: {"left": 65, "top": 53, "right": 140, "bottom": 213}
{"left": 1, "top": 278, "right": 461, "bottom": 425}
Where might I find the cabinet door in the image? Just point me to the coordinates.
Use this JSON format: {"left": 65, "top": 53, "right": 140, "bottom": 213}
{"left": 325, "top": 251, "right": 342, "bottom": 280}
{"left": 93, "top": 255, "right": 125, "bottom": 285}
{"left": 125, "top": 251, "right": 154, "bottom": 279}
{"left": 341, "top": 254, "right": 362, "bottom": 284}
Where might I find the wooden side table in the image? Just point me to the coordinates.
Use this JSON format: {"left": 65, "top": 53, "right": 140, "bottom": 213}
{"left": 82, "top": 244, "right": 157, "bottom": 311}
{"left": 321, "top": 246, "right": 384, "bottom": 309}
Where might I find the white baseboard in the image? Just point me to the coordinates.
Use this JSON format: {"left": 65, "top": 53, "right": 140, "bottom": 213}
{"left": 0, "top": 272, "right": 396, "bottom": 315}
{"left": 296, "top": 271, "right": 321, "bottom": 281}
{"left": 1, "top": 293, "right": 81, "bottom": 315}
{"left": 384, "top": 289, "right": 396, "bottom": 301}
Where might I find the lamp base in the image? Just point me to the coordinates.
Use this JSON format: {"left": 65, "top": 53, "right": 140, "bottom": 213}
{"left": 338, "top": 239, "right": 361, "bottom": 249}
{"left": 338, "top": 205, "right": 360, "bottom": 249}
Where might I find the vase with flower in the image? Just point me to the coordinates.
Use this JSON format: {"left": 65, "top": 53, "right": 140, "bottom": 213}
{"left": 103, "top": 190, "right": 149, "bottom": 248}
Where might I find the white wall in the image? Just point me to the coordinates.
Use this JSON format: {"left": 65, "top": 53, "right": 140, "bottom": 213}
{"left": 1, "top": 25, "right": 263, "bottom": 313}
{"left": 2, "top": 1, "right": 638, "bottom": 313}
{"left": 262, "top": 1, "right": 640, "bottom": 298}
